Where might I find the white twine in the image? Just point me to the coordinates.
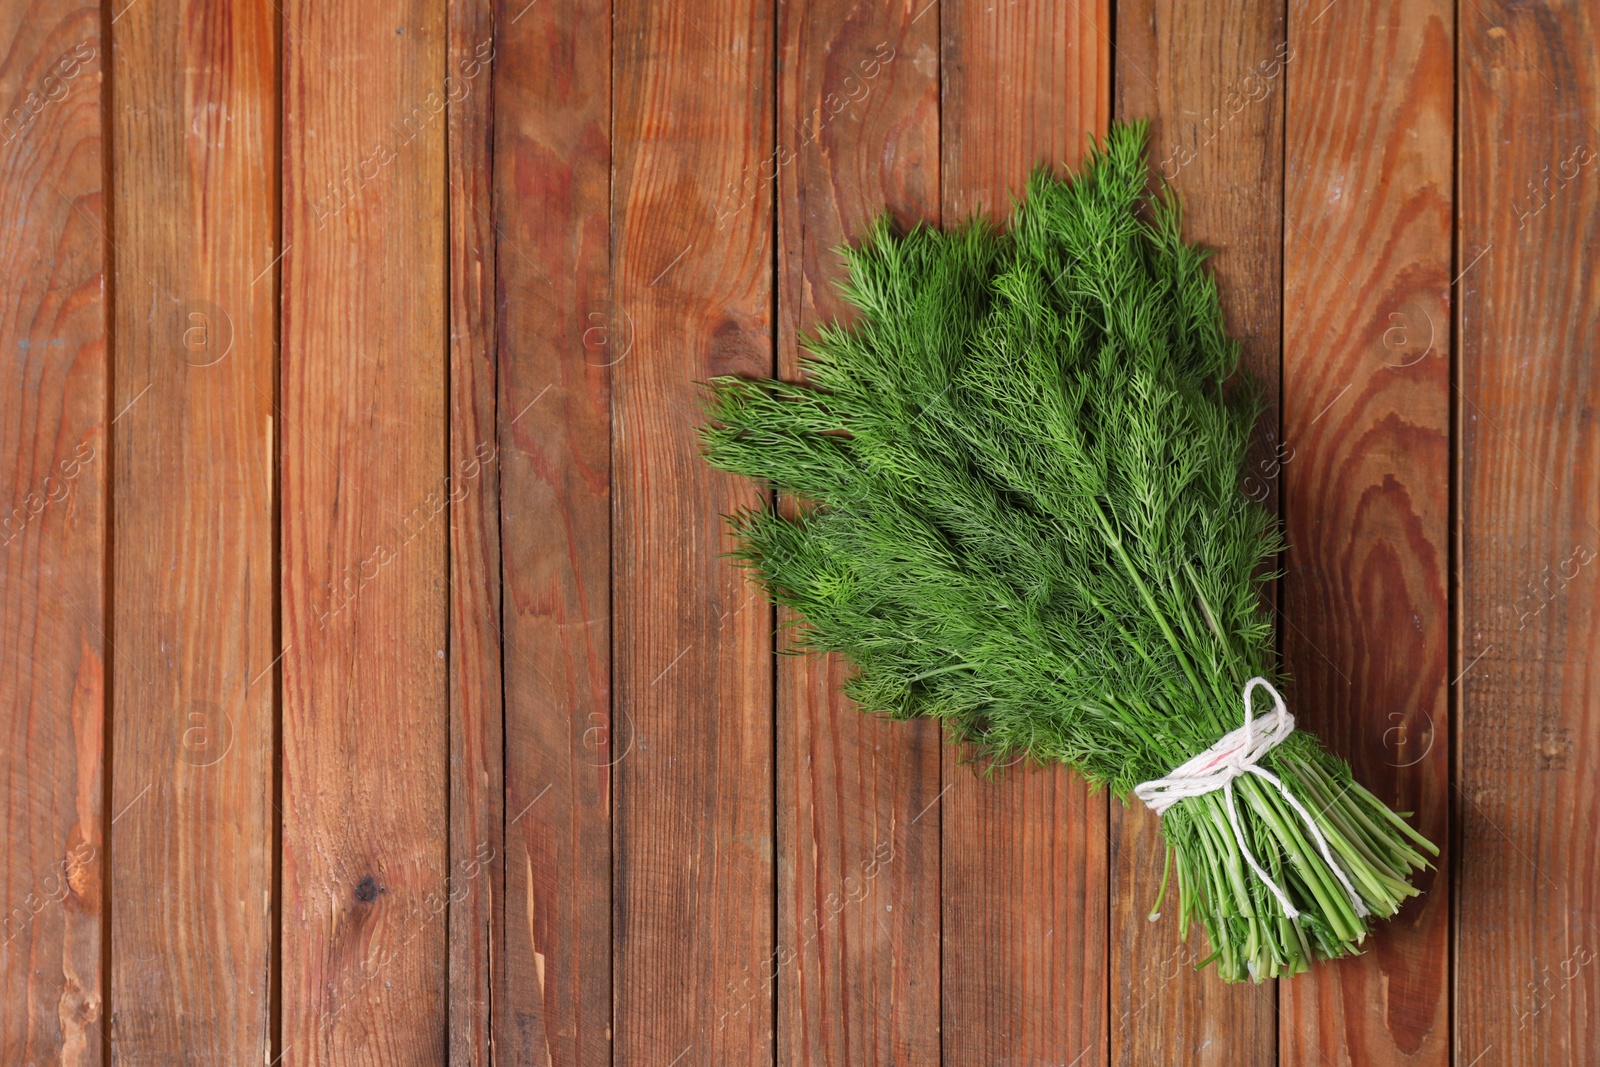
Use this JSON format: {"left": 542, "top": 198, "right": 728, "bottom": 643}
{"left": 1133, "top": 677, "right": 1369, "bottom": 922}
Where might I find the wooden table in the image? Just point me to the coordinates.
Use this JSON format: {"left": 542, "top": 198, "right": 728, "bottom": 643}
{"left": 1, "top": 0, "right": 1592, "bottom": 1063}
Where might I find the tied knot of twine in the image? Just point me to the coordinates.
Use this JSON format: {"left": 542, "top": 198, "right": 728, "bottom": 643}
{"left": 1133, "top": 677, "right": 1368, "bottom": 922}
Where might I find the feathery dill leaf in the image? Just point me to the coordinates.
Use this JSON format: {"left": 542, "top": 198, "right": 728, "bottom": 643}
{"left": 700, "top": 120, "right": 1435, "bottom": 982}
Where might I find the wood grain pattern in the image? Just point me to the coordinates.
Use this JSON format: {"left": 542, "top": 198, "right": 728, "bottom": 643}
{"left": 941, "top": 0, "right": 1109, "bottom": 225}
{"left": 279, "top": 0, "right": 449, "bottom": 1061}
{"left": 939, "top": 4, "right": 1110, "bottom": 1064}
{"left": 494, "top": 0, "right": 613, "bottom": 1062}
{"left": 1278, "top": 0, "right": 1452, "bottom": 1062}
{"left": 1458, "top": 1, "right": 1600, "bottom": 1063}
{"left": 775, "top": 3, "right": 940, "bottom": 1064}
{"left": 612, "top": 0, "right": 775, "bottom": 1063}
{"left": 0, "top": 1, "right": 105, "bottom": 1061}
{"left": 108, "top": 0, "right": 277, "bottom": 1060}
{"left": 18, "top": 3, "right": 1600, "bottom": 1059}
{"left": 446, "top": 0, "right": 500, "bottom": 1062}
{"left": 1112, "top": 1, "right": 1286, "bottom": 1062}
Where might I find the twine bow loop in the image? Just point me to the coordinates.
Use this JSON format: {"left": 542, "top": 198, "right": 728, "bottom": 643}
{"left": 1133, "top": 677, "right": 1368, "bottom": 922}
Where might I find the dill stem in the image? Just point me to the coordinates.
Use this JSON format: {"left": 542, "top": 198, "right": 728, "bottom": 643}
{"left": 1090, "top": 498, "right": 1209, "bottom": 701}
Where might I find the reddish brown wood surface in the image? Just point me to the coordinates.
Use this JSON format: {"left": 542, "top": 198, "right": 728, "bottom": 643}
{"left": 939, "top": 4, "right": 1111, "bottom": 1065}
{"left": 1112, "top": 1, "right": 1285, "bottom": 1062}
{"left": 775, "top": 4, "right": 941, "bottom": 1065}
{"left": 0, "top": 1, "right": 105, "bottom": 1061}
{"left": 611, "top": 1, "right": 776, "bottom": 1063}
{"left": 108, "top": 0, "right": 277, "bottom": 1060}
{"left": 279, "top": 0, "right": 450, "bottom": 1061}
{"left": 446, "top": 0, "right": 500, "bottom": 1062}
{"left": 1458, "top": 1, "right": 1600, "bottom": 1063}
{"left": 494, "top": 0, "right": 613, "bottom": 1062}
{"left": 941, "top": 1, "right": 1109, "bottom": 225}
{"left": 1279, "top": 0, "right": 1453, "bottom": 1062}
{"left": 8, "top": 2, "right": 1600, "bottom": 1062}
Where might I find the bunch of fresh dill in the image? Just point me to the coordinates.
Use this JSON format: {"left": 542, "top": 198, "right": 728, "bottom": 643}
{"left": 700, "top": 120, "right": 1436, "bottom": 981}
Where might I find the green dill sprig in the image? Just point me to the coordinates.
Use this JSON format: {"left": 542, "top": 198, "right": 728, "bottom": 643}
{"left": 700, "top": 120, "right": 1436, "bottom": 981}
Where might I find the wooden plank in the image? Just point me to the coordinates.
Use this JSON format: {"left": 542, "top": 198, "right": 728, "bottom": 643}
{"left": 446, "top": 0, "right": 500, "bottom": 1062}
{"left": 612, "top": 0, "right": 775, "bottom": 1062}
{"left": 1278, "top": 0, "right": 1452, "bottom": 1062}
{"left": 0, "top": 1, "right": 105, "bottom": 1061}
{"left": 940, "top": 1, "right": 1109, "bottom": 223}
{"left": 107, "top": 0, "right": 277, "bottom": 1059}
{"left": 494, "top": 0, "right": 612, "bottom": 1062}
{"left": 279, "top": 0, "right": 449, "bottom": 1059}
{"left": 1457, "top": 1, "right": 1600, "bottom": 1063}
{"left": 938, "top": 3, "right": 1110, "bottom": 1064}
{"left": 775, "top": 3, "right": 940, "bottom": 1065}
{"left": 1111, "top": 2, "right": 1284, "bottom": 1063}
